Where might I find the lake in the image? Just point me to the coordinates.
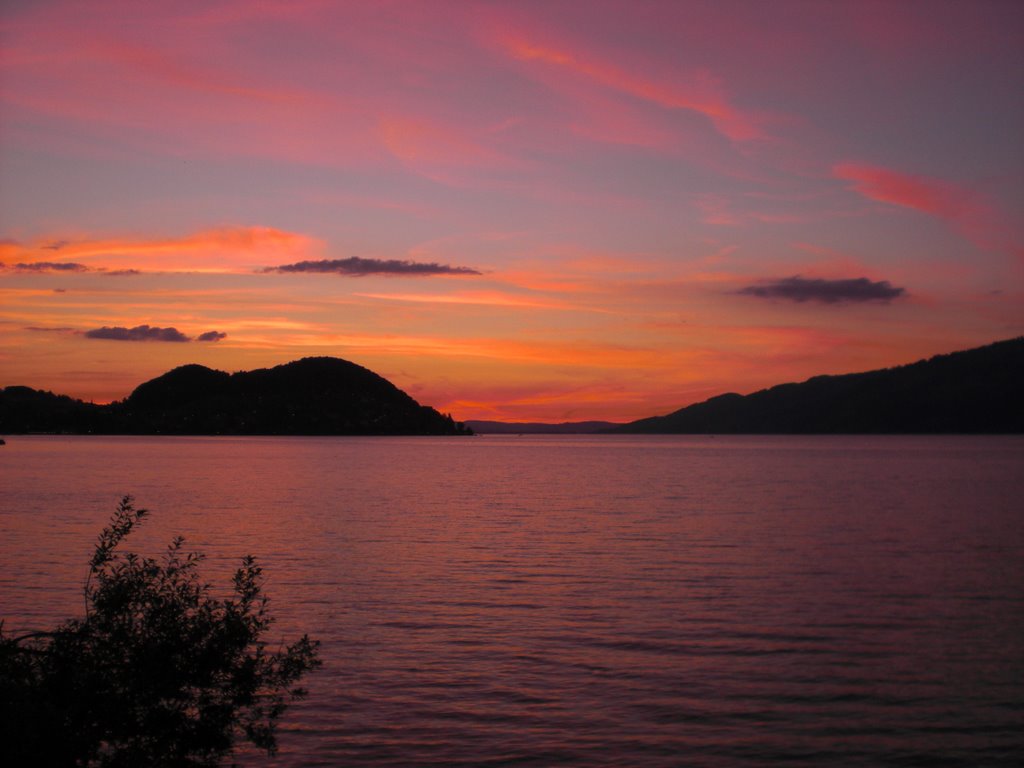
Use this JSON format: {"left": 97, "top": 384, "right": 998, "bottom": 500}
{"left": 1, "top": 435, "right": 1022, "bottom": 766}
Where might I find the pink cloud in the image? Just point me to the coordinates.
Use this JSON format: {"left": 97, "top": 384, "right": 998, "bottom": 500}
{"left": 834, "top": 162, "right": 1020, "bottom": 256}
{"left": 493, "top": 30, "right": 763, "bottom": 143}
{"left": 696, "top": 194, "right": 744, "bottom": 227}
{"left": 834, "top": 163, "right": 971, "bottom": 218}
{"left": 558, "top": 83, "right": 682, "bottom": 151}
{"left": 378, "top": 117, "right": 520, "bottom": 185}
{"left": 1, "top": 34, "right": 385, "bottom": 169}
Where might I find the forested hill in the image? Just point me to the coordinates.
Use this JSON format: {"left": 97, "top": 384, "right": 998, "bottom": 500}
{"left": 0, "top": 357, "right": 471, "bottom": 435}
{"left": 613, "top": 338, "right": 1024, "bottom": 434}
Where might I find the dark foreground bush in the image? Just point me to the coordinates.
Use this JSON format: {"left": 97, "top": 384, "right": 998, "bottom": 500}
{"left": 0, "top": 496, "right": 321, "bottom": 767}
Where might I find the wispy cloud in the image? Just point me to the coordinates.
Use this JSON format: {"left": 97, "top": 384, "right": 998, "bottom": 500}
{"left": 738, "top": 276, "right": 906, "bottom": 304}
{"left": 494, "top": 28, "right": 763, "bottom": 142}
{"left": 378, "top": 116, "right": 518, "bottom": 185}
{"left": 264, "top": 257, "right": 481, "bottom": 277}
{"left": 1, "top": 227, "right": 315, "bottom": 273}
{"left": 835, "top": 162, "right": 974, "bottom": 219}
{"left": 83, "top": 324, "right": 190, "bottom": 342}
{"left": 353, "top": 290, "right": 591, "bottom": 312}
{"left": 834, "top": 162, "right": 1019, "bottom": 255}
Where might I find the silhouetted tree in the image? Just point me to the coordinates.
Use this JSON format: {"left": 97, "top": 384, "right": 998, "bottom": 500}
{"left": 0, "top": 497, "right": 320, "bottom": 767}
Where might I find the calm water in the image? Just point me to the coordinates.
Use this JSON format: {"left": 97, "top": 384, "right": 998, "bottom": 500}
{"left": 2, "top": 435, "right": 1023, "bottom": 766}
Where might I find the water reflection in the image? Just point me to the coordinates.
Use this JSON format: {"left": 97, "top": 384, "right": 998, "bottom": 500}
{"left": 2, "top": 435, "right": 1022, "bottom": 765}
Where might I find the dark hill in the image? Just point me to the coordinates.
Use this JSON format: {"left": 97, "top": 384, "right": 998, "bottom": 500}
{"left": 0, "top": 386, "right": 110, "bottom": 434}
{"left": 1, "top": 357, "right": 471, "bottom": 436}
{"left": 613, "top": 337, "right": 1024, "bottom": 434}
{"left": 127, "top": 364, "right": 232, "bottom": 411}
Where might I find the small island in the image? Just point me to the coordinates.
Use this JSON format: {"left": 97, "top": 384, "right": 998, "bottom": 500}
{"left": 0, "top": 357, "right": 472, "bottom": 436}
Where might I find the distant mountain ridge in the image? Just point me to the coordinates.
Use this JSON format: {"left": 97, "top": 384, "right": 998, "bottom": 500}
{"left": 464, "top": 420, "right": 621, "bottom": 434}
{"left": 3, "top": 339, "right": 1022, "bottom": 437}
{"left": 612, "top": 337, "right": 1024, "bottom": 434}
{"left": 0, "top": 357, "right": 471, "bottom": 436}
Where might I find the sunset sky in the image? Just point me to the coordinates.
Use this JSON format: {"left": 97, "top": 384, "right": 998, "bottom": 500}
{"left": 2, "top": 0, "right": 1022, "bottom": 422}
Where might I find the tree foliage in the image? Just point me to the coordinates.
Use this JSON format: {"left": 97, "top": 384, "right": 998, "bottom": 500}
{"left": 0, "top": 496, "right": 321, "bottom": 767}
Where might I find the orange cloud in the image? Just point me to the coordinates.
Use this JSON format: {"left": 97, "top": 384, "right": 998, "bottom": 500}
{"left": 353, "top": 290, "right": 588, "bottom": 312}
{"left": 1, "top": 227, "right": 316, "bottom": 273}
{"left": 440, "top": 380, "right": 655, "bottom": 422}
{"left": 424, "top": 325, "right": 866, "bottom": 421}
{"left": 495, "top": 271, "right": 600, "bottom": 295}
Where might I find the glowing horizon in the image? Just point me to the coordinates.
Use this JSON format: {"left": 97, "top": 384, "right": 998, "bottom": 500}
{"left": 2, "top": 0, "right": 1022, "bottom": 422}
